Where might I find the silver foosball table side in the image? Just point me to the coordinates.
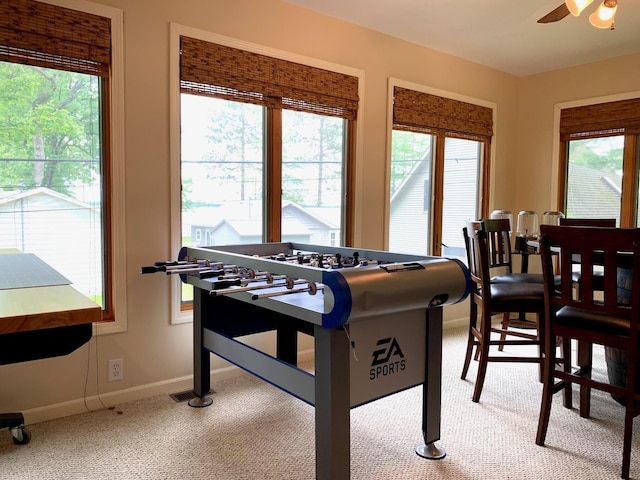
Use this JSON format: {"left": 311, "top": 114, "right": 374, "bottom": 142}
{"left": 145, "top": 242, "right": 471, "bottom": 480}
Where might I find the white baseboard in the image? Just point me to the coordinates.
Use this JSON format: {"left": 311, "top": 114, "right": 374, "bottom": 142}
{"left": 23, "top": 348, "right": 317, "bottom": 426}
{"left": 24, "top": 316, "right": 467, "bottom": 425}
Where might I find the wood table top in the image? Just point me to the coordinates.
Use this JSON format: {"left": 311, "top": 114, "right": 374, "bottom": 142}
{"left": 0, "top": 251, "right": 101, "bottom": 334}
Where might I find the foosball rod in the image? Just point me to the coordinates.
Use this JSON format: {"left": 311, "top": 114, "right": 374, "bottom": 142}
{"left": 210, "top": 278, "right": 308, "bottom": 297}
{"left": 251, "top": 283, "right": 322, "bottom": 300}
{"left": 140, "top": 259, "right": 209, "bottom": 274}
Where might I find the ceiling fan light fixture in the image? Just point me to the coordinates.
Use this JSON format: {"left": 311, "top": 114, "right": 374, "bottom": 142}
{"left": 565, "top": 0, "right": 595, "bottom": 16}
{"left": 589, "top": 1, "right": 617, "bottom": 28}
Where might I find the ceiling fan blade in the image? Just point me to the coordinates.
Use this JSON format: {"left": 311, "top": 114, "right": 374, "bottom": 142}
{"left": 537, "top": 3, "right": 571, "bottom": 23}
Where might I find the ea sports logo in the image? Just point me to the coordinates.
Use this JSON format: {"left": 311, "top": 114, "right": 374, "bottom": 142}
{"left": 369, "top": 337, "right": 406, "bottom": 380}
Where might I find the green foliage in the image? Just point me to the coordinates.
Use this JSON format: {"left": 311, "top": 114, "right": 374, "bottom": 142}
{"left": 0, "top": 62, "right": 100, "bottom": 196}
{"left": 204, "top": 100, "right": 263, "bottom": 203}
{"left": 568, "top": 136, "right": 623, "bottom": 173}
{"left": 198, "top": 98, "right": 345, "bottom": 207}
{"left": 282, "top": 110, "right": 344, "bottom": 207}
{"left": 390, "top": 130, "right": 431, "bottom": 196}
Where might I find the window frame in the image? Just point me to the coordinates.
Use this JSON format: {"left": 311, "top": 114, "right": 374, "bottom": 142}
{"left": 0, "top": 0, "right": 127, "bottom": 334}
{"left": 385, "top": 78, "right": 496, "bottom": 256}
{"left": 73, "top": 0, "right": 127, "bottom": 334}
{"left": 169, "top": 24, "right": 364, "bottom": 324}
{"left": 553, "top": 92, "right": 640, "bottom": 228}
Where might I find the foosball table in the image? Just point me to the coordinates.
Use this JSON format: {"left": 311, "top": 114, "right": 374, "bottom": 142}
{"left": 142, "top": 242, "right": 471, "bottom": 480}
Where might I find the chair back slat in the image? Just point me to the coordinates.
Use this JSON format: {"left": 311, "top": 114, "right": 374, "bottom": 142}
{"left": 481, "top": 218, "right": 512, "bottom": 271}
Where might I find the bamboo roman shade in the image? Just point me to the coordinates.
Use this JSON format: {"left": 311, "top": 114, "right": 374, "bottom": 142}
{"left": 393, "top": 86, "right": 493, "bottom": 142}
{"left": 0, "top": 0, "right": 111, "bottom": 77}
{"left": 180, "top": 36, "right": 359, "bottom": 120}
{"left": 560, "top": 98, "right": 640, "bottom": 141}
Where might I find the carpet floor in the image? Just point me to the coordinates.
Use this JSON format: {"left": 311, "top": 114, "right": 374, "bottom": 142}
{"left": 0, "top": 325, "right": 638, "bottom": 479}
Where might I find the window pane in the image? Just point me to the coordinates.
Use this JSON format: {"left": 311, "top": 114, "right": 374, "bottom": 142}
{"left": 566, "top": 136, "right": 623, "bottom": 224}
{"left": 388, "top": 130, "right": 433, "bottom": 255}
{"left": 282, "top": 110, "right": 344, "bottom": 246}
{"left": 0, "top": 62, "right": 104, "bottom": 306}
{"left": 181, "top": 95, "right": 265, "bottom": 248}
{"left": 441, "top": 137, "right": 480, "bottom": 258}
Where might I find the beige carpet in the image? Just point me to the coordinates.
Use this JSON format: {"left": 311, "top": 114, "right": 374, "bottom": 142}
{"left": 0, "top": 326, "right": 638, "bottom": 479}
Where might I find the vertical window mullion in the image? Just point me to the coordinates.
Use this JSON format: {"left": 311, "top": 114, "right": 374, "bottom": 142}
{"left": 480, "top": 142, "right": 491, "bottom": 218}
{"left": 621, "top": 134, "right": 638, "bottom": 227}
{"left": 432, "top": 135, "right": 445, "bottom": 256}
{"left": 265, "top": 106, "right": 282, "bottom": 242}
{"left": 343, "top": 119, "right": 356, "bottom": 247}
{"left": 557, "top": 141, "right": 569, "bottom": 213}
{"left": 100, "top": 76, "right": 113, "bottom": 317}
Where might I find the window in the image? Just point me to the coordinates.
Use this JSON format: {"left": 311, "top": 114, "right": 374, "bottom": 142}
{"left": 558, "top": 98, "right": 640, "bottom": 227}
{"left": 174, "top": 32, "right": 360, "bottom": 315}
{"left": 0, "top": 0, "right": 125, "bottom": 329}
{"left": 388, "top": 84, "right": 492, "bottom": 257}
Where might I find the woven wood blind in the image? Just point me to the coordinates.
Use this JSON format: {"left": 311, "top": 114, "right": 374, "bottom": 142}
{"left": 0, "top": 0, "right": 111, "bottom": 77}
{"left": 560, "top": 98, "right": 640, "bottom": 140}
{"left": 393, "top": 86, "right": 493, "bottom": 142}
{"left": 180, "top": 36, "right": 359, "bottom": 120}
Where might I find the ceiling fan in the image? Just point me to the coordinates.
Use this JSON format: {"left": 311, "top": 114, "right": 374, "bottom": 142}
{"left": 538, "top": 0, "right": 618, "bottom": 29}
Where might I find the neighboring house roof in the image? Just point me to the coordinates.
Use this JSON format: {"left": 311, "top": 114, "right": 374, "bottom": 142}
{"left": 0, "top": 187, "right": 94, "bottom": 210}
{"left": 389, "top": 140, "right": 477, "bottom": 206}
{"left": 190, "top": 201, "right": 338, "bottom": 231}
{"left": 282, "top": 202, "right": 339, "bottom": 229}
{"left": 566, "top": 164, "right": 622, "bottom": 218}
{"left": 211, "top": 217, "right": 310, "bottom": 236}
{"left": 389, "top": 157, "right": 426, "bottom": 204}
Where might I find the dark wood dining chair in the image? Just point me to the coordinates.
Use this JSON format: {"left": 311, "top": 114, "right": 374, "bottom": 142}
{"left": 536, "top": 224, "right": 640, "bottom": 479}
{"left": 461, "top": 219, "right": 546, "bottom": 403}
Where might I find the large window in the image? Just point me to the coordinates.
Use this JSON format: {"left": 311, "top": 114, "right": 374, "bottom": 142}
{"left": 175, "top": 33, "right": 359, "bottom": 312}
{"left": 0, "top": 0, "right": 123, "bottom": 325}
{"left": 179, "top": 36, "right": 358, "bottom": 250}
{"left": 0, "top": 63, "right": 104, "bottom": 302}
{"left": 388, "top": 85, "right": 491, "bottom": 257}
{"left": 558, "top": 98, "right": 640, "bottom": 227}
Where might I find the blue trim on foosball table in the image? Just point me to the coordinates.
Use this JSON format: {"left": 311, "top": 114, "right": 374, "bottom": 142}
{"left": 321, "top": 270, "right": 352, "bottom": 328}
{"left": 447, "top": 257, "right": 473, "bottom": 303}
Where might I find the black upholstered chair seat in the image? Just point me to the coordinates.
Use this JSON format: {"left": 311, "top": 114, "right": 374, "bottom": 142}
{"left": 489, "top": 282, "right": 545, "bottom": 304}
{"left": 557, "top": 305, "right": 633, "bottom": 337}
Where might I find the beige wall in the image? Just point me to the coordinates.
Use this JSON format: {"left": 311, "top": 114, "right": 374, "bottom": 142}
{"left": 0, "top": 0, "right": 637, "bottom": 423}
{"left": 516, "top": 54, "right": 640, "bottom": 217}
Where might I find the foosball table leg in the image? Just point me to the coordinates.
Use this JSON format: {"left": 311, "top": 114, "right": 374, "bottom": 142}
{"left": 415, "top": 306, "right": 446, "bottom": 460}
{"left": 314, "top": 325, "right": 351, "bottom": 480}
{"left": 189, "top": 287, "right": 213, "bottom": 408}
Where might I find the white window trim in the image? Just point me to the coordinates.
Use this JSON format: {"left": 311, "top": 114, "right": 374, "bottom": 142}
{"left": 384, "top": 78, "right": 497, "bottom": 251}
{"left": 41, "top": 0, "right": 127, "bottom": 335}
{"left": 169, "top": 23, "right": 365, "bottom": 324}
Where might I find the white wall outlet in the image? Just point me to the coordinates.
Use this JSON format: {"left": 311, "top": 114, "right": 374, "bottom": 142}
{"left": 108, "top": 358, "right": 123, "bottom": 381}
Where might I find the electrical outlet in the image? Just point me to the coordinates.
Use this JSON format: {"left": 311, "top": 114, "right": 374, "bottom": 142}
{"left": 108, "top": 358, "right": 123, "bottom": 381}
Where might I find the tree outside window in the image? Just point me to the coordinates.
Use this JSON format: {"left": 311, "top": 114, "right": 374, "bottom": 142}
{"left": 0, "top": 62, "right": 104, "bottom": 305}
